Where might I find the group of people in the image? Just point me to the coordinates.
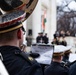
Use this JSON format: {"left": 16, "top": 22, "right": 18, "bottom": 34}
{"left": 51, "top": 30, "right": 67, "bottom": 46}
{"left": 36, "top": 32, "right": 49, "bottom": 44}
{"left": 0, "top": 0, "right": 76, "bottom": 75}
{"left": 45, "top": 45, "right": 76, "bottom": 75}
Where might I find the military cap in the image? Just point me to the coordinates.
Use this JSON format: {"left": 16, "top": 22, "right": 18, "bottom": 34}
{"left": 64, "top": 46, "right": 72, "bottom": 54}
{"left": 53, "top": 45, "right": 67, "bottom": 56}
{"left": 0, "top": 0, "right": 38, "bottom": 34}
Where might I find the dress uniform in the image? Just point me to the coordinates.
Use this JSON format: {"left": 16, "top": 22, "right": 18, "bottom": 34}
{"left": 36, "top": 32, "right": 44, "bottom": 43}
{"left": 44, "top": 45, "right": 69, "bottom": 75}
{"left": 69, "top": 62, "right": 76, "bottom": 75}
{"left": 36, "top": 33, "right": 41, "bottom": 43}
{"left": 43, "top": 33, "right": 49, "bottom": 44}
{"left": 0, "top": 46, "right": 43, "bottom": 75}
{"left": 0, "top": 0, "right": 43, "bottom": 75}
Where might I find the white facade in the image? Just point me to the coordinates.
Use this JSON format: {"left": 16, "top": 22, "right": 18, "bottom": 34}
{"left": 23, "top": 0, "right": 56, "bottom": 43}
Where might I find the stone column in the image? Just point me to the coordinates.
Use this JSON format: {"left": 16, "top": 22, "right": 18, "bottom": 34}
{"left": 32, "top": 0, "right": 42, "bottom": 43}
{"left": 49, "top": 0, "right": 56, "bottom": 42}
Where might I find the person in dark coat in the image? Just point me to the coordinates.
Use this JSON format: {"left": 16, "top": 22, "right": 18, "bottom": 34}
{"left": 69, "top": 61, "right": 76, "bottom": 75}
{"left": 43, "top": 33, "right": 49, "bottom": 44}
{"left": 36, "top": 33, "right": 41, "bottom": 43}
{"left": 0, "top": 21, "right": 43, "bottom": 75}
{"left": 36, "top": 32, "right": 44, "bottom": 43}
{"left": 0, "top": 0, "right": 43, "bottom": 75}
{"left": 0, "top": 46, "right": 43, "bottom": 75}
{"left": 44, "top": 45, "right": 69, "bottom": 75}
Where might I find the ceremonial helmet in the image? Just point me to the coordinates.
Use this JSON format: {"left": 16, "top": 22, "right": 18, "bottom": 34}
{"left": 0, "top": 0, "right": 38, "bottom": 33}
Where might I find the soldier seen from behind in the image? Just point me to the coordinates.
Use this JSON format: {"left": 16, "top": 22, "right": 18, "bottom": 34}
{"left": 44, "top": 45, "right": 69, "bottom": 75}
{"left": 0, "top": 0, "right": 43, "bottom": 75}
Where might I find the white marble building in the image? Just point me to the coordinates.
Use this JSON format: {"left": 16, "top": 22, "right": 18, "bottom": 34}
{"left": 23, "top": 0, "right": 56, "bottom": 43}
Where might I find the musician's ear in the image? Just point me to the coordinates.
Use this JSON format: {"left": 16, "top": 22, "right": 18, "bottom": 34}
{"left": 17, "top": 29, "right": 21, "bottom": 39}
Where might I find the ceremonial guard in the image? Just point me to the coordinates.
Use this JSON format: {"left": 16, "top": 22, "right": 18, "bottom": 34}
{"left": 36, "top": 32, "right": 44, "bottom": 43}
{"left": 36, "top": 33, "right": 41, "bottom": 43}
{"left": 44, "top": 45, "right": 69, "bottom": 75}
{"left": 43, "top": 33, "right": 49, "bottom": 44}
{"left": 0, "top": 0, "right": 43, "bottom": 75}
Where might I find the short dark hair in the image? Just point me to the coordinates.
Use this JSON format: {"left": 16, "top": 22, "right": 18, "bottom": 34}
{"left": 0, "top": 29, "right": 18, "bottom": 43}
{"left": 53, "top": 56, "right": 62, "bottom": 60}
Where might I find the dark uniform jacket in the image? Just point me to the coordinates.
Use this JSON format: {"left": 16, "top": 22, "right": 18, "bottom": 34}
{"left": 62, "top": 54, "right": 71, "bottom": 67}
{"left": 36, "top": 36, "right": 44, "bottom": 43}
{"left": 36, "top": 36, "right": 41, "bottom": 43}
{"left": 69, "top": 62, "right": 76, "bottom": 75}
{"left": 44, "top": 61, "right": 69, "bottom": 75}
{"left": 0, "top": 46, "right": 43, "bottom": 75}
{"left": 43, "top": 36, "right": 49, "bottom": 44}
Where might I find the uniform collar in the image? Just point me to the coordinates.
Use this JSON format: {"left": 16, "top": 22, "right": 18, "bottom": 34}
{"left": 51, "top": 61, "right": 61, "bottom": 65}
{"left": 0, "top": 46, "right": 21, "bottom": 55}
